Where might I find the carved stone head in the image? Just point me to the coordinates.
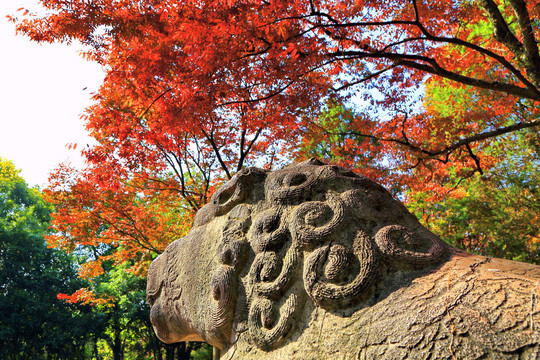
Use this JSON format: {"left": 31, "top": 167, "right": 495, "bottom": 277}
{"left": 147, "top": 159, "right": 452, "bottom": 352}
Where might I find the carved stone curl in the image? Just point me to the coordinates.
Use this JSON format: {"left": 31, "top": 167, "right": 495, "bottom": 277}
{"left": 147, "top": 159, "right": 540, "bottom": 359}
{"left": 290, "top": 194, "right": 345, "bottom": 248}
{"left": 248, "top": 294, "right": 298, "bottom": 351}
{"left": 375, "top": 224, "right": 446, "bottom": 265}
{"left": 304, "top": 231, "right": 376, "bottom": 308}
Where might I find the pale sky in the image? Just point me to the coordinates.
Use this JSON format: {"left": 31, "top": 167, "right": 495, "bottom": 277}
{"left": 0, "top": 0, "right": 104, "bottom": 187}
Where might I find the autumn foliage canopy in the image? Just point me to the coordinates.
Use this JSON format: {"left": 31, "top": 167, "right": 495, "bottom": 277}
{"left": 9, "top": 0, "right": 540, "bottom": 281}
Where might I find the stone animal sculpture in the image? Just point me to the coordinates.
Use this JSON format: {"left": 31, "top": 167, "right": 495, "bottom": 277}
{"left": 147, "top": 159, "right": 540, "bottom": 359}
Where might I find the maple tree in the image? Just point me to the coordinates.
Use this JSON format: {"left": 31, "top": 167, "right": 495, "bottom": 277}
{"left": 45, "top": 162, "right": 197, "bottom": 278}
{"left": 9, "top": 0, "right": 540, "bottom": 280}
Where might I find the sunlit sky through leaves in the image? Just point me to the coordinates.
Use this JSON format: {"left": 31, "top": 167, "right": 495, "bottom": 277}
{"left": 0, "top": 0, "right": 104, "bottom": 187}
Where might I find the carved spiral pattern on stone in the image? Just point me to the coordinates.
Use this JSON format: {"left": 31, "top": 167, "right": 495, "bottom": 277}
{"left": 266, "top": 169, "right": 320, "bottom": 204}
{"left": 209, "top": 265, "right": 237, "bottom": 344}
{"left": 257, "top": 252, "right": 281, "bottom": 282}
{"left": 291, "top": 195, "right": 345, "bottom": 248}
{"left": 323, "top": 245, "right": 352, "bottom": 281}
{"left": 304, "top": 231, "right": 376, "bottom": 308}
{"left": 251, "top": 245, "right": 298, "bottom": 298}
{"left": 248, "top": 294, "right": 298, "bottom": 351}
{"left": 248, "top": 205, "right": 303, "bottom": 349}
{"left": 251, "top": 209, "right": 289, "bottom": 253}
{"left": 199, "top": 161, "right": 447, "bottom": 351}
{"left": 374, "top": 225, "right": 446, "bottom": 265}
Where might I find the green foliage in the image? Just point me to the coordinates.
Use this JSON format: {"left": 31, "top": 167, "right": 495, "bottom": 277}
{"left": 300, "top": 101, "right": 357, "bottom": 161}
{"left": 0, "top": 158, "right": 104, "bottom": 360}
{"left": 0, "top": 158, "right": 51, "bottom": 234}
{"left": 90, "top": 262, "right": 163, "bottom": 360}
{"left": 297, "top": 100, "right": 389, "bottom": 189}
{"left": 0, "top": 153, "right": 205, "bottom": 360}
{"left": 190, "top": 344, "right": 213, "bottom": 360}
{"left": 408, "top": 130, "right": 540, "bottom": 264}
{"left": 424, "top": 80, "right": 479, "bottom": 119}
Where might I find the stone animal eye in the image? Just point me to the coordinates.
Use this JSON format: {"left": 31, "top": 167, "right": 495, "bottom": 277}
{"left": 283, "top": 173, "right": 307, "bottom": 187}
{"left": 146, "top": 292, "right": 159, "bottom": 306}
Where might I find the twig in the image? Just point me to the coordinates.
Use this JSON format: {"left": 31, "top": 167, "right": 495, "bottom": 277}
{"left": 138, "top": 88, "right": 173, "bottom": 120}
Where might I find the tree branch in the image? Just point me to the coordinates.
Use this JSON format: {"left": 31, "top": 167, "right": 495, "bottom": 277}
{"left": 507, "top": 0, "right": 540, "bottom": 86}
{"left": 138, "top": 88, "right": 172, "bottom": 120}
{"left": 200, "top": 127, "right": 232, "bottom": 180}
{"left": 398, "top": 59, "right": 540, "bottom": 100}
{"left": 465, "top": 143, "right": 484, "bottom": 175}
{"left": 478, "top": 0, "right": 524, "bottom": 55}
{"left": 240, "top": 126, "right": 264, "bottom": 171}
{"left": 346, "top": 118, "right": 540, "bottom": 161}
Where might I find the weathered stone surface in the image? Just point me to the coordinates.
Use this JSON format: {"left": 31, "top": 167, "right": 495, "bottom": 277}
{"left": 147, "top": 159, "right": 540, "bottom": 359}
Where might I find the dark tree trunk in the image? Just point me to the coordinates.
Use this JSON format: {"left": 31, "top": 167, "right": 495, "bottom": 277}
{"left": 176, "top": 342, "right": 193, "bottom": 360}
{"left": 108, "top": 333, "right": 123, "bottom": 360}
{"left": 165, "top": 344, "right": 176, "bottom": 360}
{"left": 93, "top": 337, "right": 99, "bottom": 360}
{"left": 153, "top": 346, "right": 163, "bottom": 360}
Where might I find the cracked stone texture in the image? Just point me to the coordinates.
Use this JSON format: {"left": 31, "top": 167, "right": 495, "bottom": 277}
{"left": 147, "top": 159, "right": 540, "bottom": 359}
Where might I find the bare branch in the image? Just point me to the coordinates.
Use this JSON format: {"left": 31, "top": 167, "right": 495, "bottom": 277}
{"left": 465, "top": 143, "right": 484, "bottom": 175}
{"left": 328, "top": 37, "right": 539, "bottom": 98}
{"left": 398, "top": 59, "right": 540, "bottom": 100}
{"left": 239, "top": 126, "right": 264, "bottom": 171}
{"left": 507, "top": 0, "right": 540, "bottom": 86}
{"left": 346, "top": 118, "right": 540, "bottom": 161}
{"left": 138, "top": 88, "right": 173, "bottom": 120}
{"left": 200, "top": 126, "right": 232, "bottom": 180}
{"left": 332, "top": 64, "right": 398, "bottom": 91}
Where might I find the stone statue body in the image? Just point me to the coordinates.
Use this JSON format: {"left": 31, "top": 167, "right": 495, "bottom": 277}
{"left": 147, "top": 159, "right": 540, "bottom": 359}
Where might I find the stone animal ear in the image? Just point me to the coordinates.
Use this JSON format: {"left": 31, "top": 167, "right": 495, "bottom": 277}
{"left": 193, "top": 168, "right": 267, "bottom": 227}
{"left": 213, "top": 167, "right": 267, "bottom": 216}
{"left": 298, "top": 157, "right": 326, "bottom": 166}
{"left": 208, "top": 266, "right": 237, "bottom": 348}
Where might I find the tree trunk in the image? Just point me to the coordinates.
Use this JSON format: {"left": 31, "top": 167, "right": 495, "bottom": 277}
{"left": 213, "top": 346, "right": 220, "bottom": 360}
{"left": 176, "top": 342, "right": 192, "bottom": 360}
{"left": 108, "top": 333, "right": 123, "bottom": 360}
{"left": 93, "top": 337, "right": 99, "bottom": 360}
{"left": 153, "top": 346, "right": 163, "bottom": 360}
{"left": 165, "top": 344, "right": 176, "bottom": 360}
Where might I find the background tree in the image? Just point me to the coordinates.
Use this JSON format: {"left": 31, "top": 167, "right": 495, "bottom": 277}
{"left": 0, "top": 158, "right": 105, "bottom": 360}
{"left": 45, "top": 164, "right": 194, "bottom": 277}
{"left": 407, "top": 114, "right": 540, "bottom": 264}
{"left": 5, "top": 0, "right": 538, "bottom": 326}
{"left": 0, "top": 157, "right": 208, "bottom": 359}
